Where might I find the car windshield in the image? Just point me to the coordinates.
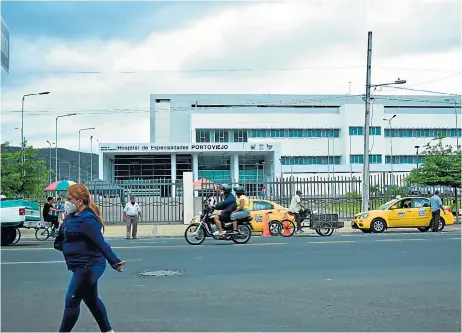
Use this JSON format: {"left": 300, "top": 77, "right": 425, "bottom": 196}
{"left": 377, "top": 199, "right": 399, "bottom": 210}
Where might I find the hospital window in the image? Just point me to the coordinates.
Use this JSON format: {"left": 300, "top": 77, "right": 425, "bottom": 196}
{"left": 214, "top": 129, "right": 229, "bottom": 143}
{"left": 195, "top": 129, "right": 211, "bottom": 142}
{"left": 234, "top": 129, "right": 248, "bottom": 142}
{"left": 280, "top": 156, "right": 341, "bottom": 165}
{"left": 249, "top": 128, "right": 340, "bottom": 139}
{"left": 349, "top": 154, "right": 382, "bottom": 164}
{"left": 385, "top": 155, "right": 424, "bottom": 164}
{"left": 349, "top": 126, "right": 381, "bottom": 136}
{"left": 384, "top": 128, "right": 462, "bottom": 138}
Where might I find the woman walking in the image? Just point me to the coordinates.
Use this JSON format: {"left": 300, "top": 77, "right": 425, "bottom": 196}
{"left": 57, "top": 184, "right": 126, "bottom": 332}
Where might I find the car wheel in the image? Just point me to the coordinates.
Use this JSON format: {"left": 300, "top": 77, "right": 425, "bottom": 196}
{"left": 438, "top": 218, "right": 446, "bottom": 232}
{"left": 269, "top": 220, "right": 282, "bottom": 236}
{"left": 371, "top": 218, "right": 386, "bottom": 233}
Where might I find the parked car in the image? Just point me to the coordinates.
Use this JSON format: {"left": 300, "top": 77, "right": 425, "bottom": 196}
{"left": 351, "top": 196, "right": 455, "bottom": 233}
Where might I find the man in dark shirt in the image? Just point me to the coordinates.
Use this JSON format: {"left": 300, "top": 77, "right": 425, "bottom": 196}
{"left": 43, "top": 197, "right": 59, "bottom": 235}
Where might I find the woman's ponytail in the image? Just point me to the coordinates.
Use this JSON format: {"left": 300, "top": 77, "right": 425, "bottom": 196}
{"left": 88, "top": 199, "right": 105, "bottom": 231}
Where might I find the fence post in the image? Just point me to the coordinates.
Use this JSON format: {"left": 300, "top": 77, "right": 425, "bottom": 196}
{"left": 183, "top": 171, "right": 194, "bottom": 225}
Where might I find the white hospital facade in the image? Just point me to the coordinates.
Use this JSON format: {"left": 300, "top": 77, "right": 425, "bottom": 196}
{"left": 98, "top": 94, "right": 461, "bottom": 184}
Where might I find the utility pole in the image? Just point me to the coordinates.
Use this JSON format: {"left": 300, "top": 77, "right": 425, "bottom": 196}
{"left": 90, "top": 135, "right": 93, "bottom": 181}
{"left": 362, "top": 31, "right": 373, "bottom": 213}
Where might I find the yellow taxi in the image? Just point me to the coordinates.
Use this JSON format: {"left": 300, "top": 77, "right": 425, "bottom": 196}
{"left": 351, "top": 196, "right": 455, "bottom": 233}
{"left": 190, "top": 199, "right": 294, "bottom": 232}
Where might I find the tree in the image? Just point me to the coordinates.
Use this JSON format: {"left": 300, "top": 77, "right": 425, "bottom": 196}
{"left": 1, "top": 141, "right": 50, "bottom": 199}
{"left": 405, "top": 137, "right": 461, "bottom": 188}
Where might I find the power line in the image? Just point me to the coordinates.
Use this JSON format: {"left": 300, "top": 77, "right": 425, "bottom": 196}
{"left": 2, "top": 95, "right": 458, "bottom": 117}
{"left": 382, "top": 86, "right": 461, "bottom": 96}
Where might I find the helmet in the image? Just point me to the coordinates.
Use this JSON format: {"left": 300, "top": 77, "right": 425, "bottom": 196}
{"left": 296, "top": 190, "right": 303, "bottom": 196}
{"left": 233, "top": 185, "right": 245, "bottom": 195}
{"left": 219, "top": 184, "right": 232, "bottom": 194}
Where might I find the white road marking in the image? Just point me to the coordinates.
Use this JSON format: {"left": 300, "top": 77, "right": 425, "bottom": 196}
{"left": 376, "top": 238, "right": 426, "bottom": 242}
{"left": 308, "top": 240, "right": 357, "bottom": 244}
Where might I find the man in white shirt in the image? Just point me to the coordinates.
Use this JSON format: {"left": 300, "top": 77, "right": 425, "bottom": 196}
{"left": 123, "top": 196, "right": 141, "bottom": 239}
{"left": 289, "top": 190, "right": 305, "bottom": 233}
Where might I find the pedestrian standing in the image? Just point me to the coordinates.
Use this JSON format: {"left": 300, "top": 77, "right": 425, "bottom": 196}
{"left": 123, "top": 196, "right": 141, "bottom": 239}
{"left": 261, "top": 186, "right": 267, "bottom": 199}
{"left": 289, "top": 190, "right": 305, "bottom": 233}
{"left": 430, "top": 190, "right": 445, "bottom": 232}
{"left": 57, "top": 184, "right": 126, "bottom": 332}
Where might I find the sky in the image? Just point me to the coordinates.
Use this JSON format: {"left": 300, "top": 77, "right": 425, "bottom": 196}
{"left": 1, "top": 0, "right": 461, "bottom": 153}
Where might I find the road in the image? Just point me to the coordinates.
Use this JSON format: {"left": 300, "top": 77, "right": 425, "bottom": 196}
{"left": 1, "top": 232, "right": 461, "bottom": 332}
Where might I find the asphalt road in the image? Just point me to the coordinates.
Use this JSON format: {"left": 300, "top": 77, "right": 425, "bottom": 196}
{"left": 1, "top": 232, "right": 461, "bottom": 332}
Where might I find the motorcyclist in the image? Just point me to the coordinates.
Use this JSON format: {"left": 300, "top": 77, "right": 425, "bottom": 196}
{"left": 212, "top": 184, "right": 237, "bottom": 236}
{"left": 230, "top": 185, "right": 250, "bottom": 234}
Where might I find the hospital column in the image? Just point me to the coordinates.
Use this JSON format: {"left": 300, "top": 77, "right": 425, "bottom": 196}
{"left": 171, "top": 153, "right": 177, "bottom": 198}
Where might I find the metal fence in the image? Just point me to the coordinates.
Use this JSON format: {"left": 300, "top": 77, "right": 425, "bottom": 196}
{"left": 88, "top": 179, "right": 183, "bottom": 224}
{"left": 200, "top": 173, "right": 459, "bottom": 219}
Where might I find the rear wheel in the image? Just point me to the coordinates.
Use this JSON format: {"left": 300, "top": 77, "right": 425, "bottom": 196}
{"left": 316, "top": 222, "right": 334, "bottom": 236}
{"left": 232, "top": 224, "right": 251, "bottom": 244}
{"left": 269, "top": 220, "right": 282, "bottom": 236}
{"left": 279, "top": 219, "right": 296, "bottom": 237}
{"left": 35, "top": 227, "right": 50, "bottom": 241}
{"left": 184, "top": 223, "right": 205, "bottom": 245}
{"left": 11, "top": 227, "right": 21, "bottom": 245}
{"left": 438, "top": 218, "right": 445, "bottom": 231}
{"left": 1, "top": 227, "right": 17, "bottom": 246}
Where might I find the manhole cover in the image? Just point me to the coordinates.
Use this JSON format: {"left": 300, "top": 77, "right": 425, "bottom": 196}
{"left": 138, "top": 270, "right": 184, "bottom": 277}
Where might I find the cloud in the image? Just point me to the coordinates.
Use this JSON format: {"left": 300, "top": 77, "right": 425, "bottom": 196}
{"left": 1, "top": 0, "right": 461, "bottom": 153}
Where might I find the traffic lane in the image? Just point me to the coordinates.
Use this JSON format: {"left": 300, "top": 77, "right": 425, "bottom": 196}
{"left": 1, "top": 237, "right": 460, "bottom": 332}
{"left": 1, "top": 232, "right": 460, "bottom": 267}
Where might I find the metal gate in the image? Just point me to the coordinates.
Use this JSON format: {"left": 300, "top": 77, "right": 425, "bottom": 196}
{"left": 88, "top": 179, "right": 183, "bottom": 224}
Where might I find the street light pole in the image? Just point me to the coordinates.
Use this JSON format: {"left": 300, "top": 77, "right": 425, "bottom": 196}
{"left": 414, "top": 145, "right": 420, "bottom": 169}
{"left": 384, "top": 115, "right": 397, "bottom": 185}
{"left": 46, "top": 140, "right": 55, "bottom": 184}
{"left": 60, "top": 161, "right": 71, "bottom": 180}
{"left": 56, "top": 113, "right": 77, "bottom": 182}
{"left": 361, "top": 33, "right": 406, "bottom": 212}
{"left": 21, "top": 92, "right": 50, "bottom": 181}
{"left": 90, "top": 135, "right": 94, "bottom": 181}
{"left": 78, "top": 127, "right": 95, "bottom": 183}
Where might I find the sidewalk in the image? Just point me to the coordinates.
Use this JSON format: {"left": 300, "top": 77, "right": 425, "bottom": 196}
{"left": 17, "top": 222, "right": 461, "bottom": 239}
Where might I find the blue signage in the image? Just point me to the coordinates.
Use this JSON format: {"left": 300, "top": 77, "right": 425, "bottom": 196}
{"left": 1, "top": 18, "right": 9, "bottom": 73}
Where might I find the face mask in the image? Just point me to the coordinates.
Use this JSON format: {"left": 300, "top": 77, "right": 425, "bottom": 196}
{"left": 65, "top": 201, "right": 77, "bottom": 214}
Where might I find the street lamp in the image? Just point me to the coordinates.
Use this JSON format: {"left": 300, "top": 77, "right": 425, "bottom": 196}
{"left": 79, "top": 127, "right": 95, "bottom": 183}
{"left": 55, "top": 113, "right": 77, "bottom": 182}
{"left": 414, "top": 145, "right": 420, "bottom": 168}
{"left": 362, "top": 77, "right": 406, "bottom": 212}
{"left": 21, "top": 91, "right": 50, "bottom": 181}
{"left": 46, "top": 140, "right": 55, "bottom": 184}
{"left": 444, "top": 98, "right": 460, "bottom": 150}
{"left": 383, "top": 114, "right": 397, "bottom": 185}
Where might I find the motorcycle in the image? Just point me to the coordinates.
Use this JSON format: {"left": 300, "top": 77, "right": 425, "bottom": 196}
{"left": 184, "top": 205, "right": 253, "bottom": 245}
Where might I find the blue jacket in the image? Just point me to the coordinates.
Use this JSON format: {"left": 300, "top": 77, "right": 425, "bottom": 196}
{"left": 215, "top": 193, "right": 237, "bottom": 214}
{"left": 61, "top": 208, "right": 121, "bottom": 272}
